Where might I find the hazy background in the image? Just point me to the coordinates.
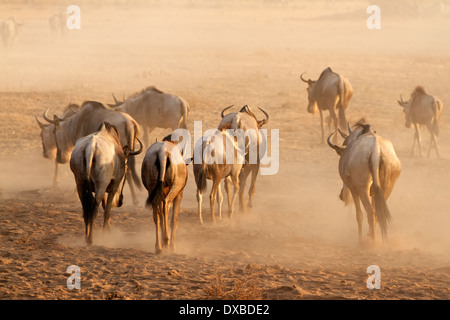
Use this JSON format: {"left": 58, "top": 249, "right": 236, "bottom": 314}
{"left": 1, "top": 0, "right": 449, "bottom": 299}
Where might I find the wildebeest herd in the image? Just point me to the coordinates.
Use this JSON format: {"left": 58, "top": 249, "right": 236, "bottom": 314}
{"left": 33, "top": 66, "right": 443, "bottom": 254}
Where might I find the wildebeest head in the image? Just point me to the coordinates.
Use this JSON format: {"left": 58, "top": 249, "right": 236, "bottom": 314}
{"left": 220, "top": 105, "right": 270, "bottom": 128}
{"left": 397, "top": 95, "right": 413, "bottom": 129}
{"left": 35, "top": 116, "right": 56, "bottom": 159}
{"left": 300, "top": 73, "right": 318, "bottom": 114}
{"left": 37, "top": 104, "right": 79, "bottom": 160}
{"left": 43, "top": 107, "right": 74, "bottom": 164}
{"left": 327, "top": 122, "right": 373, "bottom": 156}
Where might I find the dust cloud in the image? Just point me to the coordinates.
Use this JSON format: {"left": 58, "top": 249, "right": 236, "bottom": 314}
{"left": 1, "top": 0, "right": 450, "bottom": 299}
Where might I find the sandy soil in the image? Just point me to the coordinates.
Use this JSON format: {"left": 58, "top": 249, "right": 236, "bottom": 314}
{"left": 1, "top": 0, "right": 450, "bottom": 300}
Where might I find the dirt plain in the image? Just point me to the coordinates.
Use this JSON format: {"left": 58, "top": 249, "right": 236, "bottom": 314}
{"left": 1, "top": 0, "right": 450, "bottom": 300}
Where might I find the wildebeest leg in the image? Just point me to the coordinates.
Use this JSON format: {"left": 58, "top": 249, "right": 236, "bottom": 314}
{"left": 411, "top": 130, "right": 417, "bottom": 155}
{"left": 360, "top": 191, "right": 376, "bottom": 241}
{"left": 224, "top": 176, "right": 232, "bottom": 216}
{"left": 170, "top": 191, "right": 183, "bottom": 252}
{"left": 76, "top": 182, "right": 96, "bottom": 246}
{"left": 247, "top": 163, "right": 259, "bottom": 209}
{"left": 329, "top": 108, "right": 339, "bottom": 143}
{"left": 238, "top": 166, "right": 251, "bottom": 213}
{"left": 217, "top": 183, "right": 223, "bottom": 220}
{"left": 197, "top": 189, "right": 203, "bottom": 224}
{"left": 161, "top": 200, "right": 171, "bottom": 248}
{"left": 53, "top": 161, "right": 59, "bottom": 186}
{"left": 350, "top": 190, "right": 363, "bottom": 244}
{"left": 319, "top": 109, "right": 325, "bottom": 143}
{"left": 426, "top": 123, "right": 439, "bottom": 158}
{"left": 103, "top": 190, "right": 118, "bottom": 232}
{"left": 94, "top": 184, "right": 109, "bottom": 232}
{"left": 210, "top": 179, "right": 221, "bottom": 223}
{"left": 413, "top": 123, "right": 423, "bottom": 157}
{"left": 152, "top": 203, "right": 162, "bottom": 254}
{"left": 229, "top": 173, "right": 240, "bottom": 218}
{"left": 125, "top": 170, "right": 139, "bottom": 206}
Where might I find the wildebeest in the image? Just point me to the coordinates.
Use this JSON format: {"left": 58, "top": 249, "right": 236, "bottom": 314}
{"left": 70, "top": 122, "right": 142, "bottom": 245}
{"left": 300, "top": 67, "right": 353, "bottom": 142}
{"left": 327, "top": 122, "right": 401, "bottom": 243}
{"left": 109, "top": 86, "right": 190, "bottom": 148}
{"left": 49, "top": 10, "right": 68, "bottom": 40}
{"left": 1, "top": 17, "right": 23, "bottom": 49}
{"left": 43, "top": 101, "right": 143, "bottom": 205}
{"left": 397, "top": 86, "right": 443, "bottom": 157}
{"left": 194, "top": 128, "right": 246, "bottom": 224}
{"left": 35, "top": 104, "right": 80, "bottom": 186}
{"left": 141, "top": 133, "right": 191, "bottom": 254}
{"left": 218, "top": 105, "right": 269, "bottom": 213}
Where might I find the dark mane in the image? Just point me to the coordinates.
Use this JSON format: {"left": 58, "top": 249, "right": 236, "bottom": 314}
{"left": 318, "top": 67, "right": 333, "bottom": 81}
{"left": 81, "top": 100, "right": 107, "bottom": 109}
{"left": 352, "top": 117, "right": 368, "bottom": 129}
{"left": 413, "top": 86, "right": 426, "bottom": 95}
{"left": 127, "top": 86, "right": 164, "bottom": 99}
{"left": 239, "top": 105, "right": 258, "bottom": 120}
{"left": 98, "top": 122, "right": 121, "bottom": 143}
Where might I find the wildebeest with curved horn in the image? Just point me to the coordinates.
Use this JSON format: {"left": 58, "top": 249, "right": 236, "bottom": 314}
{"left": 218, "top": 105, "right": 269, "bottom": 213}
{"left": 397, "top": 86, "right": 443, "bottom": 157}
{"left": 141, "top": 133, "right": 192, "bottom": 254}
{"left": 43, "top": 101, "right": 143, "bottom": 205}
{"left": 109, "top": 86, "right": 190, "bottom": 148}
{"left": 300, "top": 67, "right": 353, "bottom": 142}
{"left": 35, "top": 103, "right": 80, "bottom": 186}
{"left": 327, "top": 121, "right": 401, "bottom": 243}
{"left": 70, "top": 122, "right": 142, "bottom": 245}
{"left": 193, "top": 128, "right": 246, "bottom": 224}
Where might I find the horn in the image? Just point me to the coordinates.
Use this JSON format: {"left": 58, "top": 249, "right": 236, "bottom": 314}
{"left": 257, "top": 107, "right": 269, "bottom": 127}
{"left": 338, "top": 129, "right": 348, "bottom": 139}
{"left": 35, "top": 115, "right": 48, "bottom": 129}
{"left": 348, "top": 122, "right": 352, "bottom": 134}
{"left": 221, "top": 105, "right": 234, "bottom": 118}
{"left": 300, "top": 73, "right": 309, "bottom": 83}
{"left": 112, "top": 93, "right": 119, "bottom": 104}
{"left": 327, "top": 131, "right": 345, "bottom": 156}
{"left": 128, "top": 137, "right": 143, "bottom": 156}
{"left": 43, "top": 107, "right": 58, "bottom": 124}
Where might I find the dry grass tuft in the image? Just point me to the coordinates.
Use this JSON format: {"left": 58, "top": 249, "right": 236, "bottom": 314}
{"left": 203, "top": 272, "right": 263, "bottom": 300}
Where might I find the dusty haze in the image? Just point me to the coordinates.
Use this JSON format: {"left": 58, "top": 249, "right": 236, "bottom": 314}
{"left": 1, "top": 0, "right": 450, "bottom": 299}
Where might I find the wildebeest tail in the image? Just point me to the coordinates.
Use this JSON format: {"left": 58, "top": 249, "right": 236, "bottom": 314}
{"left": 196, "top": 154, "right": 208, "bottom": 193}
{"left": 81, "top": 146, "right": 97, "bottom": 223}
{"left": 81, "top": 179, "right": 97, "bottom": 224}
{"left": 370, "top": 150, "right": 392, "bottom": 239}
{"left": 178, "top": 100, "right": 190, "bottom": 129}
{"left": 146, "top": 152, "right": 168, "bottom": 208}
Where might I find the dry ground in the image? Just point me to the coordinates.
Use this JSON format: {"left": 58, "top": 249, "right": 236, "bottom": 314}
{"left": 1, "top": 0, "right": 450, "bottom": 300}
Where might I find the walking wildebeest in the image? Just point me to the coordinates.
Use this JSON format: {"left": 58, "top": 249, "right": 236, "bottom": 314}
{"left": 1, "top": 17, "right": 23, "bottom": 49}
{"left": 397, "top": 86, "right": 443, "bottom": 157}
{"left": 194, "top": 128, "right": 246, "bottom": 224}
{"left": 327, "top": 122, "right": 401, "bottom": 243}
{"left": 35, "top": 104, "right": 80, "bottom": 186}
{"left": 300, "top": 67, "right": 353, "bottom": 142}
{"left": 43, "top": 101, "right": 143, "bottom": 205}
{"left": 141, "top": 133, "right": 192, "bottom": 254}
{"left": 109, "top": 86, "right": 190, "bottom": 148}
{"left": 218, "top": 105, "right": 269, "bottom": 213}
{"left": 70, "top": 122, "right": 142, "bottom": 245}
